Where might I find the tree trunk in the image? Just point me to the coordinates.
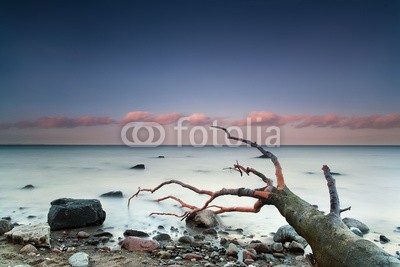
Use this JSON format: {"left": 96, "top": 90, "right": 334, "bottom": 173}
{"left": 269, "top": 186, "right": 399, "bottom": 266}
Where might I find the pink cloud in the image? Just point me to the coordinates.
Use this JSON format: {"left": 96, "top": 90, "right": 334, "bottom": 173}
{"left": 121, "top": 111, "right": 152, "bottom": 125}
{"left": 231, "top": 111, "right": 400, "bottom": 130}
{"left": 1, "top": 116, "right": 117, "bottom": 129}
{"left": 150, "top": 112, "right": 182, "bottom": 125}
{"left": 340, "top": 113, "right": 400, "bottom": 129}
{"left": 231, "top": 111, "right": 303, "bottom": 126}
{"left": 294, "top": 114, "right": 346, "bottom": 128}
{"left": 186, "top": 113, "right": 212, "bottom": 125}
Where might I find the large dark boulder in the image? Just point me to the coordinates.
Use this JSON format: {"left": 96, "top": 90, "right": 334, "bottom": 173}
{"left": 47, "top": 198, "right": 106, "bottom": 230}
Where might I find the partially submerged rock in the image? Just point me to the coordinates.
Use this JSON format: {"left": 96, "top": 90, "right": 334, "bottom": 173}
{"left": 342, "top": 217, "right": 370, "bottom": 234}
{"left": 185, "top": 210, "right": 219, "bottom": 229}
{"left": 5, "top": 223, "right": 50, "bottom": 247}
{"left": 273, "top": 225, "right": 308, "bottom": 247}
{"left": 21, "top": 184, "right": 35, "bottom": 189}
{"left": 47, "top": 198, "right": 106, "bottom": 230}
{"left": 130, "top": 164, "right": 145, "bottom": 169}
{"left": 0, "top": 219, "right": 13, "bottom": 234}
{"left": 100, "top": 191, "right": 123, "bottom": 198}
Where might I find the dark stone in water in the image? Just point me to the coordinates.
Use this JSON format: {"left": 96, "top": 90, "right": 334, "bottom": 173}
{"left": 351, "top": 228, "right": 363, "bottom": 237}
{"left": 153, "top": 233, "right": 171, "bottom": 242}
{"left": 123, "top": 229, "right": 149, "bottom": 237}
{"left": 330, "top": 172, "right": 342, "bottom": 175}
{"left": 47, "top": 198, "right": 106, "bottom": 230}
{"left": 93, "top": 232, "right": 113, "bottom": 237}
{"left": 2, "top": 216, "right": 11, "bottom": 221}
{"left": 100, "top": 191, "right": 123, "bottom": 198}
{"left": 130, "top": 164, "right": 145, "bottom": 169}
{"left": 185, "top": 210, "right": 219, "bottom": 229}
{"left": 342, "top": 218, "right": 370, "bottom": 234}
{"left": 157, "top": 156, "right": 165, "bottom": 158}
{"left": 27, "top": 215, "right": 36, "bottom": 219}
{"left": 21, "top": 184, "right": 34, "bottom": 189}
{"left": 0, "top": 219, "right": 13, "bottom": 234}
{"left": 380, "top": 235, "right": 390, "bottom": 244}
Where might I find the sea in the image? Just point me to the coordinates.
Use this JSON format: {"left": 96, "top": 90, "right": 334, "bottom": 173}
{"left": 1, "top": 145, "right": 399, "bottom": 254}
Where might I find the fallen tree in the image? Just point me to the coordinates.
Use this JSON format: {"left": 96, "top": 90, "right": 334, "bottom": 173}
{"left": 129, "top": 126, "right": 400, "bottom": 266}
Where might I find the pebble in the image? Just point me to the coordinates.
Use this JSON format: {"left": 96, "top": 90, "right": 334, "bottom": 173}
{"left": 20, "top": 244, "right": 38, "bottom": 254}
{"left": 273, "top": 242, "right": 284, "bottom": 253}
{"left": 225, "top": 243, "right": 239, "bottom": 257}
{"left": 380, "top": 235, "right": 390, "bottom": 244}
{"left": 68, "top": 252, "right": 90, "bottom": 267}
{"left": 77, "top": 231, "right": 90, "bottom": 238}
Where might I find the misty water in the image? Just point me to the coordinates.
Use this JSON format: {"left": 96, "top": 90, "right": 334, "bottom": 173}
{"left": 1, "top": 145, "right": 399, "bottom": 254}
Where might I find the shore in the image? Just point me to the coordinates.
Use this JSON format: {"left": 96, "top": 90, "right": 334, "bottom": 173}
{"left": 1, "top": 220, "right": 312, "bottom": 267}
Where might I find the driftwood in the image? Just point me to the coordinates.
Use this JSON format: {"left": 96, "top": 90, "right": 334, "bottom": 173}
{"left": 129, "top": 126, "right": 400, "bottom": 266}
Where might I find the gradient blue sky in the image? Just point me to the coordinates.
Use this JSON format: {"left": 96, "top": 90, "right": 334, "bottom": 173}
{"left": 1, "top": 0, "right": 399, "bottom": 144}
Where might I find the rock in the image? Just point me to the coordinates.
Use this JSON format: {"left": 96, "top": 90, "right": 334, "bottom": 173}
{"left": 178, "top": 235, "right": 194, "bottom": 244}
{"left": 243, "top": 248, "right": 257, "bottom": 260}
{"left": 351, "top": 227, "right": 363, "bottom": 237}
{"left": 289, "top": 241, "right": 304, "bottom": 254}
{"left": 185, "top": 210, "right": 219, "bottom": 229}
{"left": 153, "top": 233, "right": 171, "bottom": 242}
{"left": 123, "top": 229, "right": 149, "bottom": 237}
{"left": 203, "top": 228, "right": 218, "bottom": 236}
{"left": 130, "top": 164, "right": 145, "bottom": 169}
{"left": 380, "top": 235, "right": 390, "bottom": 244}
{"left": 273, "top": 242, "right": 284, "bottom": 253}
{"left": 273, "top": 252, "right": 285, "bottom": 258}
{"left": 157, "top": 156, "right": 165, "bottom": 158}
{"left": 330, "top": 172, "right": 342, "bottom": 175}
{"left": 273, "top": 225, "right": 307, "bottom": 247}
{"left": 68, "top": 252, "right": 90, "bottom": 267}
{"left": 100, "top": 191, "right": 123, "bottom": 198}
{"left": 4, "top": 223, "right": 50, "bottom": 247}
{"left": 0, "top": 219, "right": 13, "bottom": 234}
{"left": 158, "top": 251, "right": 171, "bottom": 259}
{"left": 77, "top": 231, "right": 90, "bottom": 238}
{"left": 20, "top": 244, "right": 38, "bottom": 254}
{"left": 93, "top": 231, "right": 113, "bottom": 237}
{"left": 247, "top": 242, "right": 271, "bottom": 254}
{"left": 119, "top": 236, "right": 160, "bottom": 252}
{"left": 225, "top": 243, "right": 239, "bottom": 257}
{"left": 342, "top": 218, "right": 370, "bottom": 234}
{"left": 183, "top": 253, "right": 203, "bottom": 260}
{"left": 47, "top": 198, "right": 106, "bottom": 230}
{"left": 21, "top": 184, "right": 34, "bottom": 189}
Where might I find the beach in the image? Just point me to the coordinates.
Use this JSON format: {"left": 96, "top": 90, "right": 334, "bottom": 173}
{"left": 0, "top": 145, "right": 399, "bottom": 266}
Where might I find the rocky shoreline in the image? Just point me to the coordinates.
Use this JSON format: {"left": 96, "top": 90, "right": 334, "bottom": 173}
{"left": 1, "top": 195, "right": 399, "bottom": 267}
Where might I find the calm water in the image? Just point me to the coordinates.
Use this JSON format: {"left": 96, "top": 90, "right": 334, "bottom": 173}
{"left": 1, "top": 145, "right": 399, "bottom": 254}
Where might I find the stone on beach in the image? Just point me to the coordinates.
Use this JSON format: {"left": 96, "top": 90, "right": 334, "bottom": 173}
{"left": 47, "top": 198, "right": 106, "bottom": 230}
{"left": 119, "top": 236, "right": 160, "bottom": 252}
{"left": 68, "top": 252, "right": 90, "bottom": 267}
{"left": 185, "top": 209, "right": 219, "bottom": 229}
{"left": 273, "top": 225, "right": 308, "bottom": 247}
{"left": 123, "top": 229, "right": 149, "bottom": 237}
{"left": 342, "top": 217, "right": 370, "bottom": 234}
{"left": 5, "top": 223, "right": 50, "bottom": 247}
{"left": 0, "top": 219, "right": 13, "bottom": 234}
{"left": 20, "top": 244, "right": 38, "bottom": 254}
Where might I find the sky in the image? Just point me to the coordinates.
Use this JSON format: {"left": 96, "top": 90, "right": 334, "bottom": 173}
{"left": 0, "top": 0, "right": 399, "bottom": 145}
